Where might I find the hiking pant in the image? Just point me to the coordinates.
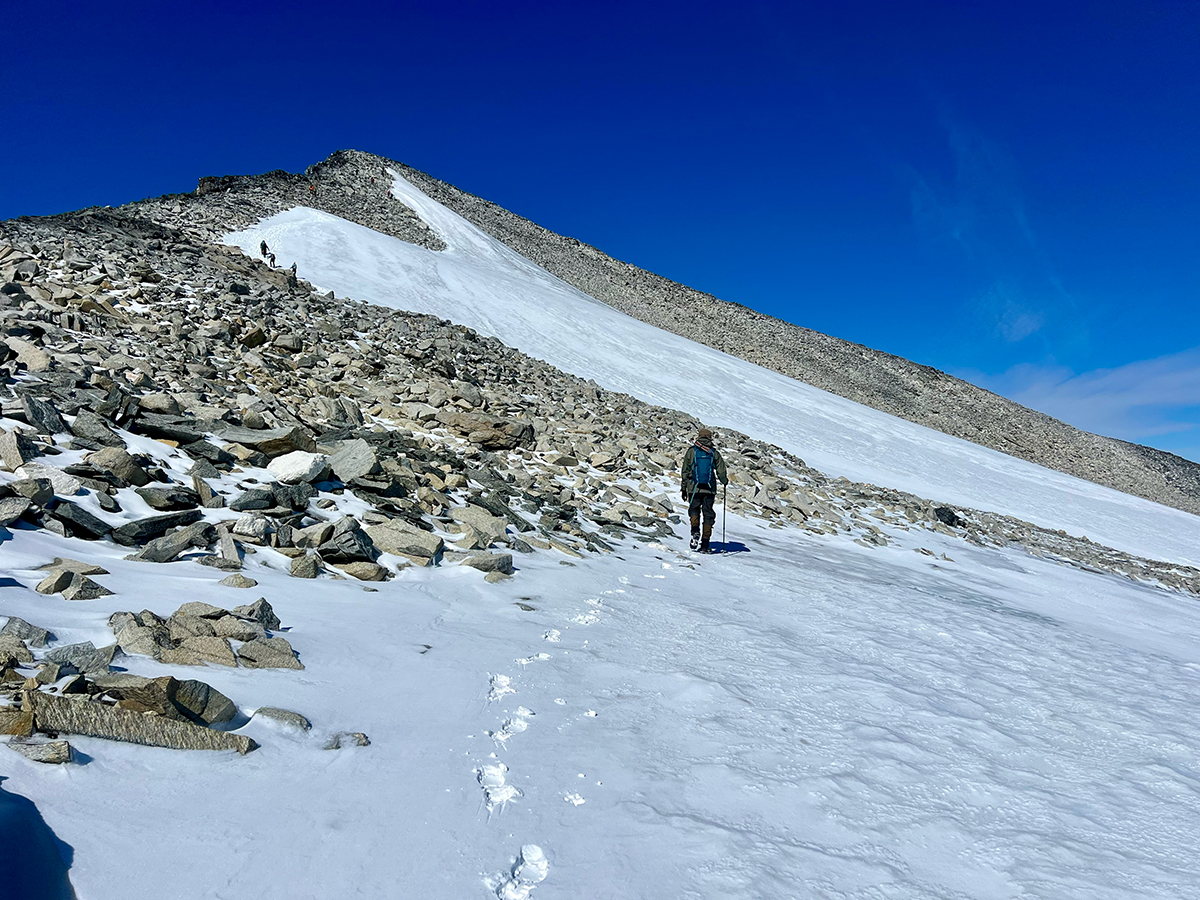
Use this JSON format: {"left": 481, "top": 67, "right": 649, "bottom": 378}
{"left": 689, "top": 492, "right": 716, "bottom": 540}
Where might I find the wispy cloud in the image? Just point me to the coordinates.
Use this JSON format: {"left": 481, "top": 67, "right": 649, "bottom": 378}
{"left": 907, "top": 118, "right": 1076, "bottom": 347}
{"left": 960, "top": 346, "right": 1200, "bottom": 461}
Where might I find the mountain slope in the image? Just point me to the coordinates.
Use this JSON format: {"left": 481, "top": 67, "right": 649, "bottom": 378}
{"left": 1, "top": 155, "right": 1199, "bottom": 900}
{"left": 384, "top": 155, "right": 1200, "bottom": 517}
{"left": 225, "top": 174, "right": 1200, "bottom": 566}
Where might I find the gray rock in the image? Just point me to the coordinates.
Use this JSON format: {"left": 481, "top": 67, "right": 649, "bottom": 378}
{"left": 232, "top": 513, "right": 270, "bottom": 543}
{"left": 8, "top": 477, "right": 53, "bottom": 506}
{"left": 68, "top": 408, "right": 124, "bottom": 446}
{"left": 0, "top": 429, "right": 38, "bottom": 470}
{"left": 111, "top": 509, "right": 204, "bottom": 546}
{"left": 218, "top": 425, "right": 316, "bottom": 458}
{"left": 36, "top": 569, "right": 74, "bottom": 595}
{"left": 317, "top": 519, "right": 377, "bottom": 563}
{"left": 366, "top": 518, "right": 444, "bottom": 560}
{"left": 175, "top": 601, "right": 227, "bottom": 619}
{"left": 329, "top": 439, "right": 380, "bottom": 482}
{"left": 175, "top": 635, "right": 237, "bottom": 667}
{"left": 24, "top": 689, "right": 256, "bottom": 754}
{"left": 0, "top": 635, "right": 34, "bottom": 664}
{"left": 0, "top": 495, "right": 29, "bottom": 526}
{"left": 19, "top": 395, "right": 67, "bottom": 435}
{"left": 104, "top": 674, "right": 237, "bottom": 726}
{"left": 271, "top": 480, "right": 316, "bottom": 511}
{"left": 229, "top": 488, "right": 275, "bottom": 511}
{"left": 237, "top": 636, "right": 303, "bottom": 669}
{"left": 168, "top": 614, "right": 217, "bottom": 642}
{"left": 450, "top": 505, "right": 509, "bottom": 545}
{"left": 230, "top": 597, "right": 281, "bottom": 631}
{"left": 436, "top": 410, "right": 534, "bottom": 450}
{"left": 336, "top": 561, "right": 389, "bottom": 581}
{"left": 115, "top": 621, "right": 173, "bottom": 659}
{"left": 38, "top": 557, "right": 110, "bottom": 576}
{"left": 131, "top": 520, "right": 216, "bottom": 563}
{"left": 251, "top": 707, "right": 311, "bottom": 731}
{"left": 85, "top": 446, "right": 149, "bottom": 487}
{"left": 61, "top": 573, "right": 114, "bottom": 601}
{"left": 218, "top": 573, "right": 257, "bottom": 589}
{"left": 7, "top": 739, "right": 73, "bottom": 764}
{"left": 44, "top": 641, "right": 117, "bottom": 674}
{"left": 461, "top": 552, "right": 515, "bottom": 575}
{"left": 0, "top": 616, "right": 53, "bottom": 648}
{"left": 16, "top": 463, "right": 80, "bottom": 497}
{"left": 48, "top": 500, "right": 111, "bottom": 540}
{"left": 324, "top": 731, "right": 370, "bottom": 750}
{"left": 138, "top": 392, "right": 180, "bottom": 414}
{"left": 135, "top": 485, "right": 200, "bottom": 511}
{"left": 213, "top": 615, "right": 266, "bottom": 642}
{"left": 294, "top": 521, "right": 333, "bottom": 548}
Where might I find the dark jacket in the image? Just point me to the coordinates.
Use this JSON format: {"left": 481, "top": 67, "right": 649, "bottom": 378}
{"left": 681, "top": 443, "right": 728, "bottom": 496}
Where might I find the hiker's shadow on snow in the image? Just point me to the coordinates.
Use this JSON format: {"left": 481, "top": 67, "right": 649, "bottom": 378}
{"left": 711, "top": 541, "right": 750, "bottom": 555}
{"left": 0, "top": 776, "right": 77, "bottom": 899}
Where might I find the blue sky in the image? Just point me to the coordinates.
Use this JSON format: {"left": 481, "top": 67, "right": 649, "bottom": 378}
{"left": 3, "top": 1, "right": 1198, "bottom": 458}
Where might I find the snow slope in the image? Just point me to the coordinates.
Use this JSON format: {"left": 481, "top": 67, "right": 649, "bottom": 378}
{"left": 226, "top": 177, "right": 1200, "bottom": 566}
{"left": 6, "top": 500, "right": 1200, "bottom": 899}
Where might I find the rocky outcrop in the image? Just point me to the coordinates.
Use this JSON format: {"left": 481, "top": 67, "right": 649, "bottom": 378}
{"left": 23, "top": 690, "right": 256, "bottom": 754}
{"left": 0, "top": 163, "right": 1197, "bottom": 613}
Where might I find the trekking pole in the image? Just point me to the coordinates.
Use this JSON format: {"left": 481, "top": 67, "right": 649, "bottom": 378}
{"left": 722, "top": 482, "right": 727, "bottom": 552}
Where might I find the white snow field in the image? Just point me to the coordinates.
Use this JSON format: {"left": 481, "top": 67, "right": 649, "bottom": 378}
{"left": 4, "top": 492, "right": 1200, "bottom": 899}
{"left": 227, "top": 177, "right": 1200, "bottom": 567}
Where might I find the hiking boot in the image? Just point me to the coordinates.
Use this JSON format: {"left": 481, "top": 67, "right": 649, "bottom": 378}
{"left": 699, "top": 539, "right": 711, "bottom": 554}
{"left": 689, "top": 534, "right": 701, "bottom": 551}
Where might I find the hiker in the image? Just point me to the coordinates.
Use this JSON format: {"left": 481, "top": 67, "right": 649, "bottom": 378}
{"left": 267, "top": 252, "right": 276, "bottom": 268}
{"left": 289, "top": 262, "right": 297, "bottom": 276}
{"left": 681, "top": 427, "right": 728, "bottom": 553}
{"left": 259, "top": 240, "right": 269, "bottom": 258}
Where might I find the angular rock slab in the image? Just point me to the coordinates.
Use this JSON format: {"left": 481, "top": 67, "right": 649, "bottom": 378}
{"left": 266, "top": 450, "right": 328, "bottom": 485}
{"left": 7, "top": 739, "right": 72, "bottom": 764}
{"left": 237, "top": 636, "right": 303, "bottom": 669}
{"left": 366, "top": 519, "right": 444, "bottom": 560}
{"left": 218, "top": 425, "right": 316, "bottom": 457}
{"left": 24, "top": 691, "right": 256, "bottom": 754}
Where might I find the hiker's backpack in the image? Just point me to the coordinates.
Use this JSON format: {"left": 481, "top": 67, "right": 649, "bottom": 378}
{"left": 692, "top": 447, "right": 715, "bottom": 489}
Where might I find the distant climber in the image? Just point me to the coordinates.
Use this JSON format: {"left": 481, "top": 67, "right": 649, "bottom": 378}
{"left": 289, "top": 262, "right": 297, "bottom": 276}
{"left": 681, "top": 427, "right": 728, "bottom": 553}
{"left": 259, "top": 240, "right": 269, "bottom": 258}
{"left": 267, "top": 252, "right": 276, "bottom": 268}
{"left": 386, "top": 189, "right": 393, "bottom": 200}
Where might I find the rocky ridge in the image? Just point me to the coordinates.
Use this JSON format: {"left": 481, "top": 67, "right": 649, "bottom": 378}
{"left": 2, "top": 169, "right": 1200, "bottom": 759}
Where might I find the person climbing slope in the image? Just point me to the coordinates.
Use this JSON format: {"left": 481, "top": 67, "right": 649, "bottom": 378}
{"left": 681, "top": 427, "right": 728, "bottom": 553}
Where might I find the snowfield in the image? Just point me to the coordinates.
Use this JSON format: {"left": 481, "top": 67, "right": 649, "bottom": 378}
{"left": 3, "top": 175, "right": 1199, "bottom": 900}
{"left": 227, "top": 175, "right": 1200, "bottom": 567}
{"left": 6, "top": 498, "right": 1200, "bottom": 899}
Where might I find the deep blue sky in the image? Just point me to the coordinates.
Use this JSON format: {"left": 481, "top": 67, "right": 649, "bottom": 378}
{"left": 4, "top": 1, "right": 1199, "bottom": 458}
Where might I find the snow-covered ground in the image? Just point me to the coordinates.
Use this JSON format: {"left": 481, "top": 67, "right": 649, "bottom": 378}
{"left": 5, "top": 502, "right": 1200, "bottom": 898}
{"left": 5, "top": 178, "right": 1200, "bottom": 899}
{"left": 227, "top": 180, "right": 1200, "bottom": 566}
